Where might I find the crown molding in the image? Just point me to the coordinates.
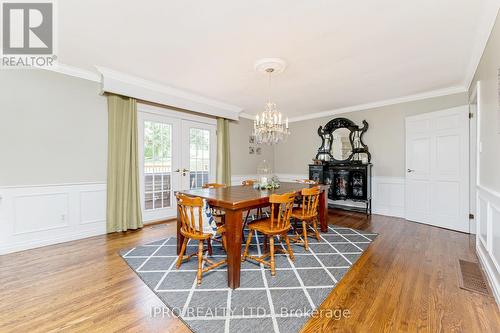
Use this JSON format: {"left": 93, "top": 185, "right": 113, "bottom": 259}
{"left": 239, "top": 112, "right": 256, "bottom": 120}
{"left": 464, "top": 1, "right": 500, "bottom": 91}
{"left": 288, "top": 86, "right": 466, "bottom": 122}
{"left": 242, "top": 86, "right": 467, "bottom": 123}
{"left": 43, "top": 63, "right": 101, "bottom": 82}
{"left": 96, "top": 66, "right": 242, "bottom": 120}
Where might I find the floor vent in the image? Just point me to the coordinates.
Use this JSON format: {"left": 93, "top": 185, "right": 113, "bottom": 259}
{"left": 458, "top": 259, "right": 492, "bottom": 297}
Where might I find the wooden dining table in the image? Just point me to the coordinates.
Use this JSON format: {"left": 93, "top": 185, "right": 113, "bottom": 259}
{"left": 176, "top": 182, "right": 330, "bottom": 289}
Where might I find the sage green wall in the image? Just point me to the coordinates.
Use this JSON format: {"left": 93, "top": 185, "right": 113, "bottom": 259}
{"left": 0, "top": 70, "right": 107, "bottom": 186}
{"left": 229, "top": 118, "right": 274, "bottom": 175}
{"left": 469, "top": 13, "right": 500, "bottom": 193}
{"left": 274, "top": 92, "right": 468, "bottom": 177}
{"left": 0, "top": 69, "right": 269, "bottom": 185}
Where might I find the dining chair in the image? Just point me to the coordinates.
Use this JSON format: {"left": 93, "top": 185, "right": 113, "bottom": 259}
{"left": 242, "top": 192, "right": 296, "bottom": 276}
{"left": 293, "top": 179, "right": 319, "bottom": 209}
{"left": 176, "top": 193, "right": 227, "bottom": 285}
{"left": 294, "top": 179, "right": 319, "bottom": 185}
{"left": 202, "top": 183, "right": 226, "bottom": 221}
{"left": 201, "top": 183, "right": 226, "bottom": 250}
{"left": 291, "top": 186, "right": 321, "bottom": 250}
{"left": 202, "top": 183, "right": 226, "bottom": 189}
{"left": 241, "top": 179, "right": 267, "bottom": 236}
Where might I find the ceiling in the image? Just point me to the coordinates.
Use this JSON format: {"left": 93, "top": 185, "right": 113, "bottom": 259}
{"left": 58, "top": 0, "right": 498, "bottom": 120}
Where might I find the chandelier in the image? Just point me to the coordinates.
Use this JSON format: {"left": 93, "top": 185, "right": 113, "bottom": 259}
{"left": 253, "top": 59, "right": 290, "bottom": 145}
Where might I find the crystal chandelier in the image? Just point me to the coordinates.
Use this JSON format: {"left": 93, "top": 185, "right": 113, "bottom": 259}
{"left": 253, "top": 67, "right": 290, "bottom": 145}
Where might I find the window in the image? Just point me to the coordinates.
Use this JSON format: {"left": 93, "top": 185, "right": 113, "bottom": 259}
{"left": 189, "top": 127, "right": 210, "bottom": 189}
{"left": 143, "top": 121, "right": 172, "bottom": 210}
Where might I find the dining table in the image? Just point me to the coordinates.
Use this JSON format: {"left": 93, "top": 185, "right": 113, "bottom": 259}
{"left": 176, "top": 182, "right": 330, "bottom": 289}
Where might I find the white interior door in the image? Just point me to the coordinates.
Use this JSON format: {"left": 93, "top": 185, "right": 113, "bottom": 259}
{"left": 138, "top": 113, "right": 181, "bottom": 222}
{"left": 181, "top": 120, "right": 216, "bottom": 190}
{"left": 405, "top": 106, "right": 469, "bottom": 232}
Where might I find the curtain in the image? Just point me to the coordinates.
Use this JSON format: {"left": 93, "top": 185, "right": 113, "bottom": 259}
{"left": 216, "top": 118, "right": 231, "bottom": 185}
{"left": 106, "top": 94, "right": 143, "bottom": 233}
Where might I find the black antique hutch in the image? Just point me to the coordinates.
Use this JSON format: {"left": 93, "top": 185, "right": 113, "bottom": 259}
{"left": 309, "top": 117, "right": 372, "bottom": 215}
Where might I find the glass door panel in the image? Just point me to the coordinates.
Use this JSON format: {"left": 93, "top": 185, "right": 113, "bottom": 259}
{"left": 139, "top": 114, "right": 180, "bottom": 222}
{"left": 182, "top": 120, "right": 216, "bottom": 190}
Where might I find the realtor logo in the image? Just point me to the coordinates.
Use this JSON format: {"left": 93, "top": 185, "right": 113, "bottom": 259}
{"left": 1, "top": 0, "right": 56, "bottom": 67}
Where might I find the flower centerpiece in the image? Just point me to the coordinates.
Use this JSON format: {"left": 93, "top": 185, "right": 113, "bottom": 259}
{"left": 253, "top": 175, "right": 281, "bottom": 190}
{"left": 255, "top": 160, "right": 280, "bottom": 190}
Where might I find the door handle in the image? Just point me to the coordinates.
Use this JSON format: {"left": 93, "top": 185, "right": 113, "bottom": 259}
{"left": 174, "top": 169, "right": 181, "bottom": 172}
{"left": 181, "top": 168, "right": 189, "bottom": 176}
{"left": 407, "top": 169, "right": 415, "bottom": 173}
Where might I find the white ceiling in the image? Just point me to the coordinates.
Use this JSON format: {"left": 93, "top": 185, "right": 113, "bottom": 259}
{"left": 58, "top": 0, "right": 498, "bottom": 120}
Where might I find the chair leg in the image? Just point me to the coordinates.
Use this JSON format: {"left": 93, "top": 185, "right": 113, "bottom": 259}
{"left": 269, "top": 236, "right": 275, "bottom": 276}
{"left": 242, "top": 210, "right": 251, "bottom": 238}
{"left": 302, "top": 221, "right": 309, "bottom": 251}
{"left": 207, "top": 238, "right": 213, "bottom": 256}
{"left": 312, "top": 217, "right": 321, "bottom": 241}
{"left": 242, "top": 229, "right": 253, "bottom": 260}
{"left": 197, "top": 240, "right": 204, "bottom": 285}
{"left": 222, "top": 234, "right": 227, "bottom": 251}
{"left": 284, "top": 235, "right": 295, "bottom": 261}
{"left": 263, "top": 235, "right": 269, "bottom": 254}
{"left": 176, "top": 238, "right": 188, "bottom": 269}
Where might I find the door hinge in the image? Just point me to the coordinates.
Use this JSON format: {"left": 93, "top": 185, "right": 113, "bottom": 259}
{"left": 469, "top": 213, "right": 475, "bottom": 220}
{"left": 469, "top": 112, "right": 474, "bottom": 119}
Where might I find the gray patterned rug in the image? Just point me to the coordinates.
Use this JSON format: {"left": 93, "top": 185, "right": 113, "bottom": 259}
{"left": 120, "top": 225, "right": 377, "bottom": 333}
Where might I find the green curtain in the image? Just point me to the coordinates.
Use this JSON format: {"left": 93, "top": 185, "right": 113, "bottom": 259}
{"left": 216, "top": 118, "right": 231, "bottom": 185}
{"left": 106, "top": 94, "right": 143, "bottom": 233}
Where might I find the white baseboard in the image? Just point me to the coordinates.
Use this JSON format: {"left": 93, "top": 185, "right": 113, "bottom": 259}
{"left": 477, "top": 238, "right": 500, "bottom": 307}
{"left": 0, "top": 182, "right": 107, "bottom": 255}
{"left": 476, "top": 185, "right": 500, "bottom": 307}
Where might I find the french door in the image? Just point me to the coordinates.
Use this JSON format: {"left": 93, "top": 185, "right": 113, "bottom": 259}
{"left": 405, "top": 106, "right": 469, "bottom": 232}
{"left": 138, "top": 110, "right": 216, "bottom": 222}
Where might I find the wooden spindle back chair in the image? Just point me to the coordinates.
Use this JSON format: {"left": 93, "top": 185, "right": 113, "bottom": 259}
{"left": 201, "top": 183, "right": 226, "bottom": 223}
{"left": 291, "top": 186, "right": 321, "bottom": 250}
{"left": 299, "top": 186, "right": 321, "bottom": 218}
{"left": 294, "top": 179, "right": 319, "bottom": 185}
{"left": 268, "top": 192, "right": 296, "bottom": 232}
{"left": 176, "top": 193, "right": 227, "bottom": 285}
{"left": 241, "top": 179, "right": 265, "bottom": 232}
{"left": 241, "top": 179, "right": 257, "bottom": 186}
{"left": 242, "top": 192, "right": 296, "bottom": 276}
{"left": 202, "top": 183, "right": 226, "bottom": 189}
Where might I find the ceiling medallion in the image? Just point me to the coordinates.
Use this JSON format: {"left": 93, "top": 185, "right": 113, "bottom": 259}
{"left": 252, "top": 58, "right": 290, "bottom": 145}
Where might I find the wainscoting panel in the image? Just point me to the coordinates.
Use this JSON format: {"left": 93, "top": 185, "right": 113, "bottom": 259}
{"left": 80, "top": 189, "right": 107, "bottom": 225}
{"left": 476, "top": 185, "right": 500, "bottom": 304}
{"left": 13, "top": 192, "right": 69, "bottom": 235}
{"left": 372, "top": 176, "right": 405, "bottom": 218}
{"left": 0, "top": 183, "right": 107, "bottom": 255}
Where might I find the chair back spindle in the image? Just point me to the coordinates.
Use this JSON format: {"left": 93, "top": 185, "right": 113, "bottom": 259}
{"left": 294, "top": 179, "right": 318, "bottom": 185}
{"left": 300, "top": 186, "right": 321, "bottom": 218}
{"left": 177, "top": 193, "right": 204, "bottom": 235}
{"left": 202, "top": 183, "right": 226, "bottom": 189}
{"left": 269, "top": 192, "right": 296, "bottom": 231}
{"left": 241, "top": 179, "right": 257, "bottom": 186}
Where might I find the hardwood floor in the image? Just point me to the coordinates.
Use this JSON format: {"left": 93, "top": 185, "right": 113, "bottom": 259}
{"left": 1, "top": 211, "right": 499, "bottom": 332}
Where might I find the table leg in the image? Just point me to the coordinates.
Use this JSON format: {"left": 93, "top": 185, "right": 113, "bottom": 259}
{"left": 177, "top": 205, "right": 184, "bottom": 255}
{"left": 225, "top": 209, "right": 243, "bottom": 289}
{"left": 319, "top": 189, "right": 328, "bottom": 232}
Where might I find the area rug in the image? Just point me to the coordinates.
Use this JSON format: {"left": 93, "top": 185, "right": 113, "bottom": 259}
{"left": 120, "top": 225, "right": 377, "bottom": 333}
